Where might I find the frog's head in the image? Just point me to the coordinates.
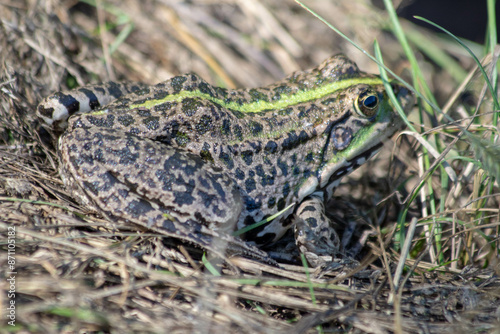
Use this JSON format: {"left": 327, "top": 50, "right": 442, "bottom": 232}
{"left": 296, "top": 57, "right": 415, "bottom": 200}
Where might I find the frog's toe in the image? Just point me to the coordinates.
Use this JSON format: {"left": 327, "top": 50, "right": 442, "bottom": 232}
{"left": 312, "top": 257, "right": 360, "bottom": 279}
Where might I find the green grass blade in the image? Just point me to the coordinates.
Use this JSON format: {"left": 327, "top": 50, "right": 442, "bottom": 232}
{"left": 202, "top": 254, "right": 221, "bottom": 276}
{"left": 415, "top": 16, "right": 499, "bottom": 110}
{"left": 486, "top": 0, "right": 498, "bottom": 127}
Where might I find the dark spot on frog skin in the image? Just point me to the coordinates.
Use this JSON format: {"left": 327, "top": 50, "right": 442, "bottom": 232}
{"left": 87, "top": 114, "right": 115, "bottom": 128}
{"left": 233, "top": 97, "right": 245, "bottom": 106}
{"left": 277, "top": 197, "right": 286, "bottom": 211}
{"left": 174, "top": 151, "right": 205, "bottom": 175}
{"left": 124, "top": 198, "right": 154, "bottom": 218}
{"left": 131, "top": 98, "right": 148, "bottom": 106}
{"left": 196, "top": 114, "right": 212, "bottom": 135}
{"left": 106, "top": 82, "right": 126, "bottom": 98}
{"left": 305, "top": 217, "right": 318, "bottom": 228}
{"left": 53, "top": 92, "right": 80, "bottom": 115}
{"left": 231, "top": 110, "right": 245, "bottom": 119}
{"left": 98, "top": 171, "right": 119, "bottom": 192}
{"left": 146, "top": 178, "right": 156, "bottom": 189}
{"left": 305, "top": 152, "right": 314, "bottom": 162}
{"left": 213, "top": 86, "right": 228, "bottom": 99}
{"left": 281, "top": 131, "right": 299, "bottom": 151}
{"left": 208, "top": 175, "right": 228, "bottom": 201}
{"left": 282, "top": 182, "right": 290, "bottom": 198}
{"left": 143, "top": 116, "right": 160, "bottom": 131}
{"left": 117, "top": 148, "right": 139, "bottom": 165}
{"left": 182, "top": 98, "right": 204, "bottom": 117}
{"left": 233, "top": 124, "right": 243, "bottom": 141}
{"left": 217, "top": 119, "right": 231, "bottom": 136}
{"left": 241, "top": 150, "right": 253, "bottom": 166}
{"left": 249, "top": 121, "right": 263, "bottom": 136}
{"left": 93, "top": 148, "right": 105, "bottom": 163}
{"left": 161, "top": 218, "right": 177, "bottom": 233}
{"left": 267, "top": 197, "right": 276, "bottom": 209}
{"left": 264, "top": 140, "right": 278, "bottom": 154}
{"left": 243, "top": 196, "right": 262, "bottom": 212}
{"left": 173, "top": 181, "right": 196, "bottom": 207}
{"left": 196, "top": 175, "right": 210, "bottom": 189}
{"left": 195, "top": 189, "right": 217, "bottom": 209}
{"left": 197, "top": 81, "right": 216, "bottom": 98}
{"left": 255, "top": 164, "right": 275, "bottom": 186}
{"left": 234, "top": 168, "right": 245, "bottom": 180}
{"left": 332, "top": 125, "right": 353, "bottom": 150}
{"left": 276, "top": 158, "right": 288, "bottom": 177}
{"left": 155, "top": 169, "right": 173, "bottom": 191}
{"left": 221, "top": 119, "right": 232, "bottom": 136}
{"left": 298, "top": 130, "right": 309, "bottom": 144}
{"left": 133, "top": 85, "right": 150, "bottom": 96}
{"left": 78, "top": 88, "right": 100, "bottom": 110}
{"left": 128, "top": 127, "right": 141, "bottom": 136}
{"left": 200, "top": 142, "right": 214, "bottom": 162}
{"left": 302, "top": 168, "right": 313, "bottom": 179}
{"left": 273, "top": 85, "right": 292, "bottom": 95}
{"left": 82, "top": 142, "right": 92, "bottom": 151}
{"left": 243, "top": 215, "right": 256, "bottom": 226}
{"left": 299, "top": 204, "right": 316, "bottom": 213}
{"left": 137, "top": 108, "right": 152, "bottom": 117}
{"left": 83, "top": 180, "right": 99, "bottom": 195}
{"left": 171, "top": 75, "right": 187, "bottom": 93}
{"left": 249, "top": 141, "right": 262, "bottom": 153}
{"left": 219, "top": 151, "right": 234, "bottom": 170}
{"left": 118, "top": 188, "right": 128, "bottom": 199}
{"left": 245, "top": 177, "right": 256, "bottom": 193}
{"left": 321, "top": 97, "right": 337, "bottom": 106}
{"left": 117, "top": 114, "right": 135, "bottom": 127}
{"left": 154, "top": 101, "right": 176, "bottom": 112}
{"left": 209, "top": 204, "right": 227, "bottom": 219}
{"left": 71, "top": 152, "right": 94, "bottom": 167}
{"left": 296, "top": 106, "right": 307, "bottom": 119}
{"left": 248, "top": 89, "right": 269, "bottom": 103}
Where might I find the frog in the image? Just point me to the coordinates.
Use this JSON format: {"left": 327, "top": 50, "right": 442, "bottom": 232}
{"left": 37, "top": 54, "right": 414, "bottom": 267}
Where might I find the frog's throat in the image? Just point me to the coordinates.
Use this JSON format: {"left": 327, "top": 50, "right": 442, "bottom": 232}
{"left": 297, "top": 140, "right": 384, "bottom": 201}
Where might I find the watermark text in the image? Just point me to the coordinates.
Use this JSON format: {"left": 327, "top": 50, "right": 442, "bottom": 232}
{"left": 5, "top": 226, "right": 16, "bottom": 326}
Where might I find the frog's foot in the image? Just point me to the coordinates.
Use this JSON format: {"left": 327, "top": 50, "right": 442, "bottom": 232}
{"left": 312, "top": 257, "right": 360, "bottom": 279}
{"left": 161, "top": 218, "right": 277, "bottom": 267}
{"left": 294, "top": 196, "right": 358, "bottom": 270}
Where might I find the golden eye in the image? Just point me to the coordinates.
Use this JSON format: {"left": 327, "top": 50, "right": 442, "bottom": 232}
{"left": 354, "top": 90, "right": 379, "bottom": 118}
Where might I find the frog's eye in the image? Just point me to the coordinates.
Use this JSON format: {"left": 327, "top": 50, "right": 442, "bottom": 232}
{"left": 354, "top": 90, "right": 379, "bottom": 118}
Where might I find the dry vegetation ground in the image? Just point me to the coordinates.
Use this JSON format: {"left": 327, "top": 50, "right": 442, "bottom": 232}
{"left": 1, "top": 0, "right": 499, "bottom": 333}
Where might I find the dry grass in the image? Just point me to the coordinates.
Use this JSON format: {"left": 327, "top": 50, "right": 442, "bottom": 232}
{"left": 1, "top": 0, "right": 499, "bottom": 333}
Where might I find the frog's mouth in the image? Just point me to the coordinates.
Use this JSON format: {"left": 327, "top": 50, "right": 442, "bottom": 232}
{"left": 323, "top": 140, "right": 385, "bottom": 187}
{"left": 296, "top": 138, "right": 386, "bottom": 202}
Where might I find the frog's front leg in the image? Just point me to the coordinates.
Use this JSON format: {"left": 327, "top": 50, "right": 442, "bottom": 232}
{"left": 294, "top": 196, "right": 342, "bottom": 267}
{"left": 59, "top": 125, "right": 271, "bottom": 261}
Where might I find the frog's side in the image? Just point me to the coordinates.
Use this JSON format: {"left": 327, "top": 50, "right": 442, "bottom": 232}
{"left": 38, "top": 55, "right": 414, "bottom": 266}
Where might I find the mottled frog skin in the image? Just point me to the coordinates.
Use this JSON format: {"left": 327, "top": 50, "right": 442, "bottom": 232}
{"left": 38, "top": 55, "right": 414, "bottom": 266}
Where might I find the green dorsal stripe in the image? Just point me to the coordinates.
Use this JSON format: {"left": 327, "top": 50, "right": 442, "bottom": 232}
{"left": 129, "top": 77, "right": 385, "bottom": 113}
